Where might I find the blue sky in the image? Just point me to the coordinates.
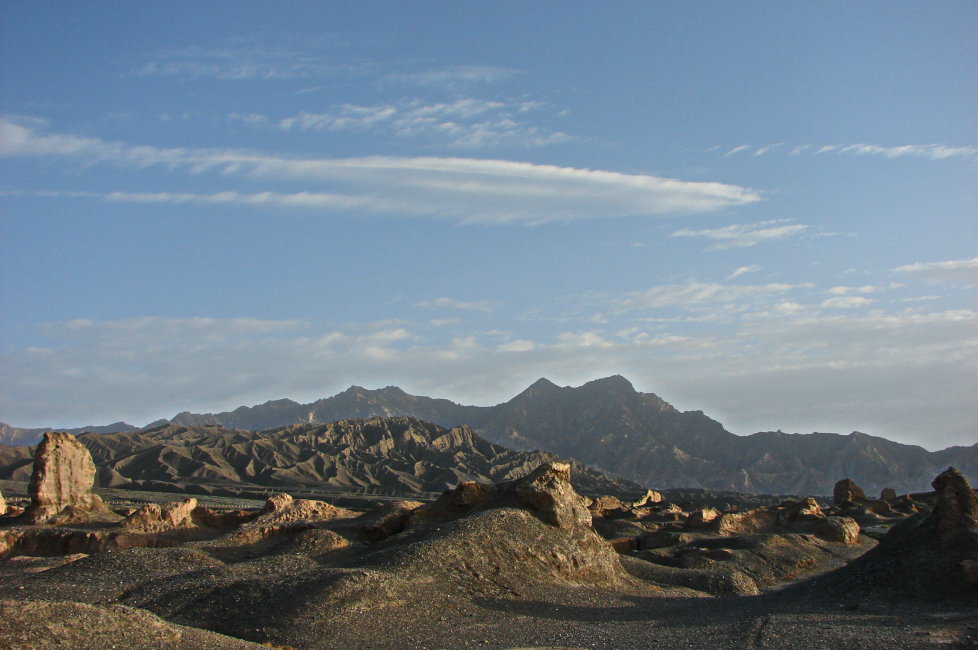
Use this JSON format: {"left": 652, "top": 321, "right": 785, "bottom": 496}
{"left": 1, "top": 2, "right": 975, "bottom": 449}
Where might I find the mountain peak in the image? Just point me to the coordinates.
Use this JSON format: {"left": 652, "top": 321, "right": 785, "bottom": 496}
{"left": 527, "top": 377, "right": 560, "bottom": 391}
{"left": 581, "top": 375, "right": 635, "bottom": 393}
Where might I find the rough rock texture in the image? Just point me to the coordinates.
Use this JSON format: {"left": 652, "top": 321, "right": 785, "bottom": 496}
{"left": 788, "top": 467, "right": 978, "bottom": 602}
{"left": 632, "top": 489, "right": 664, "bottom": 506}
{"left": 880, "top": 487, "right": 897, "bottom": 501}
{"left": 815, "top": 516, "right": 861, "bottom": 545}
{"left": 198, "top": 493, "right": 360, "bottom": 562}
{"left": 511, "top": 462, "right": 593, "bottom": 529}
{"left": 359, "top": 500, "right": 424, "bottom": 542}
{"left": 930, "top": 466, "right": 978, "bottom": 543}
{"left": 26, "top": 432, "right": 112, "bottom": 523}
{"left": 589, "top": 495, "right": 626, "bottom": 518}
{"left": 120, "top": 498, "right": 200, "bottom": 533}
{"left": 0, "top": 489, "right": 5, "bottom": 516}
{"left": 0, "top": 599, "right": 262, "bottom": 649}
{"left": 833, "top": 478, "right": 868, "bottom": 506}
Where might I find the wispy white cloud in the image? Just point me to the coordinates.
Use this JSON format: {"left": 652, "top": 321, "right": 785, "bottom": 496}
{"left": 671, "top": 219, "right": 809, "bottom": 250}
{"left": 720, "top": 141, "right": 977, "bottom": 161}
{"left": 820, "top": 295, "right": 875, "bottom": 309}
{"left": 272, "top": 98, "right": 571, "bottom": 148}
{"left": 136, "top": 44, "right": 360, "bottom": 80}
{"left": 893, "top": 256, "right": 978, "bottom": 286}
{"left": 723, "top": 144, "right": 751, "bottom": 157}
{"left": 728, "top": 265, "right": 761, "bottom": 279}
{"left": 825, "top": 285, "right": 878, "bottom": 295}
{"left": 384, "top": 65, "right": 520, "bottom": 87}
{"left": 0, "top": 116, "right": 763, "bottom": 224}
{"left": 753, "top": 143, "right": 784, "bottom": 156}
{"left": 603, "top": 280, "right": 802, "bottom": 313}
{"left": 416, "top": 297, "right": 496, "bottom": 312}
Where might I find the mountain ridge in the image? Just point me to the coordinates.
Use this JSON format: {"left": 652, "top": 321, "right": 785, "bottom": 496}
{"left": 4, "top": 375, "right": 975, "bottom": 495}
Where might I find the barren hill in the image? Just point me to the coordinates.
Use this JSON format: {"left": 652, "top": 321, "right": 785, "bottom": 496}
{"left": 170, "top": 376, "right": 977, "bottom": 495}
{"left": 15, "top": 417, "right": 645, "bottom": 499}
{"left": 6, "top": 376, "right": 975, "bottom": 495}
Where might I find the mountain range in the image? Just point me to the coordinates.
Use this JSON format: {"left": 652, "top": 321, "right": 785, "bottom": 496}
{"left": 3, "top": 375, "right": 975, "bottom": 494}
{"left": 0, "top": 416, "right": 644, "bottom": 499}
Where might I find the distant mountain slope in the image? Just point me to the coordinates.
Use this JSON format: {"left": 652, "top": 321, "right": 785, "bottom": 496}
{"left": 0, "top": 421, "right": 139, "bottom": 447}
{"left": 69, "top": 417, "right": 645, "bottom": 498}
{"left": 165, "top": 376, "right": 978, "bottom": 495}
{"left": 6, "top": 376, "right": 975, "bottom": 495}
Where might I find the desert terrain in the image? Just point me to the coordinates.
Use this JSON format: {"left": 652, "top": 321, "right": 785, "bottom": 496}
{"left": 1, "top": 425, "right": 975, "bottom": 649}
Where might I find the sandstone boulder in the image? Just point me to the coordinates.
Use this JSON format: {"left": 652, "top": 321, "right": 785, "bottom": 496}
{"left": 119, "top": 499, "right": 199, "bottom": 533}
{"left": 929, "top": 466, "right": 978, "bottom": 544}
{"left": 814, "top": 516, "right": 861, "bottom": 545}
{"left": 685, "top": 507, "right": 720, "bottom": 527}
{"left": 510, "top": 462, "right": 593, "bottom": 529}
{"left": 833, "top": 478, "right": 867, "bottom": 507}
{"left": 631, "top": 489, "right": 663, "bottom": 507}
{"left": 0, "top": 490, "right": 6, "bottom": 516}
{"left": 26, "top": 432, "right": 112, "bottom": 524}
{"left": 588, "top": 495, "right": 625, "bottom": 518}
{"left": 359, "top": 500, "right": 425, "bottom": 542}
{"left": 780, "top": 497, "right": 824, "bottom": 522}
{"left": 411, "top": 481, "right": 496, "bottom": 525}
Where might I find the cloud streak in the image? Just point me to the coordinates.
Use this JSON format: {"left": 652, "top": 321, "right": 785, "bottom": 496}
{"left": 273, "top": 98, "right": 571, "bottom": 148}
{"left": 671, "top": 220, "right": 810, "bottom": 250}
{"left": 0, "top": 117, "right": 763, "bottom": 224}
{"left": 893, "top": 256, "right": 978, "bottom": 286}
{"left": 720, "top": 142, "right": 978, "bottom": 161}
{"left": 136, "top": 44, "right": 361, "bottom": 80}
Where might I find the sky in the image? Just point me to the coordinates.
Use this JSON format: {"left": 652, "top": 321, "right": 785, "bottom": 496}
{"left": 1, "top": 2, "right": 975, "bottom": 450}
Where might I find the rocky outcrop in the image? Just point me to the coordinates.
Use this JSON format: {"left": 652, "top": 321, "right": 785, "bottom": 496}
{"left": 0, "top": 490, "right": 6, "bottom": 516}
{"left": 26, "top": 432, "right": 113, "bottom": 524}
{"left": 880, "top": 487, "right": 897, "bottom": 501}
{"left": 120, "top": 499, "right": 200, "bottom": 533}
{"left": 50, "top": 418, "right": 644, "bottom": 500}
{"left": 833, "top": 478, "right": 868, "bottom": 506}
{"left": 930, "top": 466, "right": 978, "bottom": 543}
{"left": 815, "top": 516, "right": 861, "bottom": 545}
{"left": 790, "top": 467, "right": 978, "bottom": 602}
{"left": 631, "top": 489, "right": 663, "bottom": 507}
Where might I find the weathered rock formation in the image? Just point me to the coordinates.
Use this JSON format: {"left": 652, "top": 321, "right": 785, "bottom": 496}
{"left": 0, "top": 490, "right": 6, "bottom": 516}
{"left": 788, "top": 467, "right": 978, "bottom": 602}
{"left": 52, "top": 417, "right": 644, "bottom": 500}
{"left": 833, "top": 478, "right": 868, "bottom": 506}
{"left": 26, "top": 432, "right": 112, "bottom": 524}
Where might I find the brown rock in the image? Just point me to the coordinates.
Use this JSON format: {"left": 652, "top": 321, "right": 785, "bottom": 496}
{"left": 866, "top": 499, "right": 895, "bottom": 516}
{"left": 119, "top": 498, "right": 199, "bottom": 533}
{"left": 880, "top": 487, "right": 897, "bottom": 501}
{"left": 511, "top": 462, "right": 592, "bottom": 530}
{"left": 412, "top": 481, "right": 496, "bottom": 525}
{"left": 631, "top": 489, "right": 663, "bottom": 507}
{"left": 685, "top": 507, "right": 720, "bottom": 526}
{"left": 254, "top": 493, "right": 356, "bottom": 527}
{"left": 588, "top": 495, "right": 626, "bottom": 518}
{"left": 815, "top": 516, "right": 861, "bottom": 545}
{"left": 26, "top": 432, "right": 112, "bottom": 523}
{"left": 928, "top": 466, "right": 978, "bottom": 543}
{"left": 713, "top": 508, "right": 779, "bottom": 535}
{"left": 0, "top": 490, "right": 6, "bottom": 516}
{"left": 360, "top": 500, "right": 425, "bottom": 542}
{"left": 833, "top": 478, "right": 867, "bottom": 507}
